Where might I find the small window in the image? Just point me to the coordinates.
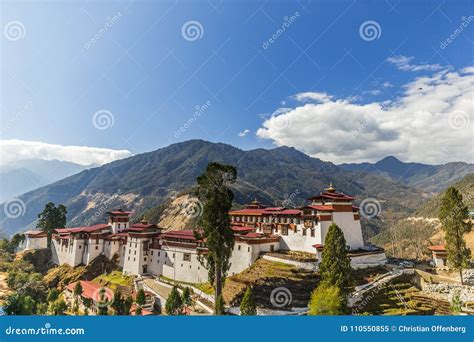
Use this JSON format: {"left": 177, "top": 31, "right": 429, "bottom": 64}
{"left": 311, "top": 229, "right": 315, "bottom": 237}
{"left": 128, "top": 256, "right": 130, "bottom": 261}
{"left": 238, "top": 245, "right": 241, "bottom": 251}
{"left": 270, "top": 245, "right": 274, "bottom": 252}
{"left": 144, "top": 257, "right": 147, "bottom": 261}
{"left": 247, "top": 247, "right": 250, "bottom": 252}
{"left": 302, "top": 229, "right": 307, "bottom": 236}
{"left": 151, "top": 250, "right": 154, "bottom": 256}
{"left": 158, "top": 251, "right": 161, "bottom": 257}
{"left": 134, "top": 250, "right": 137, "bottom": 255}
{"left": 133, "top": 258, "right": 136, "bottom": 262}
{"left": 79, "top": 245, "right": 82, "bottom": 249}
{"left": 183, "top": 253, "right": 191, "bottom": 261}
{"left": 95, "top": 246, "right": 99, "bottom": 250}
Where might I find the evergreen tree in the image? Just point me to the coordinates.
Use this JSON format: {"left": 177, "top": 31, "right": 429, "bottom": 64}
{"left": 181, "top": 287, "right": 192, "bottom": 312}
{"left": 136, "top": 289, "right": 146, "bottom": 306}
{"left": 308, "top": 284, "right": 343, "bottom": 315}
{"left": 240, "top": 287, "right": 257, "bottom": 316}
{"left": 165, "top": 286, "right": 183, "bottom": 315}
{"left": 195, "top": 162, "right": 237, "bottom": 315}
{"left": 123, "top": 296, "right": 133, "bottom": 316}
{"left": 47, "top": 288, "right": 59, "bottom": 303}
{"left": 319, "top": 223, "right": 352, "bottom": 294}
{"left": 135, "top": 306, "right": 142, "bottom": 316}
{"left": 111, "top": 290, "right": 124, "bottom": 315}
{"left": 215, "top": 295, "right": 225, "bottom": 315}
{"left": 439, "top": 187, "right": 472, "bottom": 284}
{"left": 50, "top": 299, "right": 68, "bottom": 315}
{"left": 36, "top": 202, "right": 67, "bottom": 248}
{"left": 97, "top": 305, "right": 108, "bottom": 315}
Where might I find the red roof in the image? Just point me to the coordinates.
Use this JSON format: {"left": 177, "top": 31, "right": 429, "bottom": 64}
{"left": 306, "top": 205, "right": 333, "bottom": 212}
{"left": 55, "top": 224, "right": 110, "bottom": 234}
{"left": 231, "top": 226, "right": 255, "bottom": 232}
{"left": 107, "top": 210, "right": 133, "bottom": 215}
{"left": 125, "top": 223, "right": 159, "bottom": 232}
{"left": 229, "top": 207, "right": 301, "bottom": 216}
{"left": 24, "top": 230, "right": 47, "bottom": 237}
{"left": 428, "top": 244, "right": 446, "bottom": 252}
{"left": 312, "top": 244, "right": 323, "bottom": 250}
{"left": 308, "top": 192, "right": 355, "bottom": 201}
{"left": 66, "top": 281, "right": 112, "bottom": 300}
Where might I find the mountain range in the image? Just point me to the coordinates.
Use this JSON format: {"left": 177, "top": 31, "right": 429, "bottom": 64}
{"left": 339, "top": 156, "right": 473, "bottom": 193}
{"left": 0, "top": 140, "right": 470, "bottom": 239}
{"left": 0, "top": 159, "right": 94, "bottom": 203}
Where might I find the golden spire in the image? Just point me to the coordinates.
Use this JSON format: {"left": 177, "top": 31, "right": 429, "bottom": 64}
{"left": 326, "top": 181, "right": 336, "bottom": 193}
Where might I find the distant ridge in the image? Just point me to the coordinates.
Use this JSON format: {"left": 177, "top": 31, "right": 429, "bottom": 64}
{"left": 339, "top": 156, "right": 473, "bottom": 192}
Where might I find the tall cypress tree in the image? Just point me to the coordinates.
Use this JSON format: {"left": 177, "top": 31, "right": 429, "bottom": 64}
{"left": 165, "top": 286, "right": 183, "bottom": 315}
{"left": 439, "top": 187, "right": 471, "bottom": 284}
{"left": 195, "top": 162, "right": 237, "bottom": 315}
{"left": 240, "top": 287, "right": 257, "bottom": 315}
{"left": 319, "top": 223, "right": 352, "bottom": 295}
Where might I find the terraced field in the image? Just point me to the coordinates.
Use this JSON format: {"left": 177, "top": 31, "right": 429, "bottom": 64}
{"left": 223, "top": 259, "right": 319, "bottom": 308}
{"left": 353, "top": 278, "right": 451, "bottom": 315}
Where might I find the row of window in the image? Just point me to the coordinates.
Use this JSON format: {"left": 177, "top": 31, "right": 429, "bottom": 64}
{"left": 232, "top": 216, "right": 304, "bottom": 224}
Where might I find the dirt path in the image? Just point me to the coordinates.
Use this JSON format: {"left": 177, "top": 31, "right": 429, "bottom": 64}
{"left": 0, "top": 272, "right": 11, "bottom": 300}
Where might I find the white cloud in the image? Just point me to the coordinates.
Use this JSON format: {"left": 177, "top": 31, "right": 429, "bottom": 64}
{"left": 238, "top": 129, "right": 250, "bottom": 137}
{"left": 0, "top": 139, "right": 133, "bottom": 166}
{"left": 386, "top": 55, "right": 445, "bottom": 72}
{"left": 257, "top": 67, "right": 474, "bottom": 164}
{"left": 294, "top": 92, "right": 333, "bottom": 103}
{"left": 382, "top": 81, "right": 393, "bottom": 88}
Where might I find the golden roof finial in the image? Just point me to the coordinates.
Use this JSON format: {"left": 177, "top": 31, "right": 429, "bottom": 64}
{"left": 326, "top": 181, "right": 336, "bottom": 193}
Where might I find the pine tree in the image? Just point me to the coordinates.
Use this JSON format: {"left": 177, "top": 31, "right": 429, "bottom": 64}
{"left": 123, "top": 296, "right": 133, "bottom": 316}
{"left": 36, "top": 202, "right": 67, "bottom": 248}
{"left": 135, "top": 306, "right": 143, "bottom": 316}
{"left": 240, "top": 287, "right": 257, "bottom": 315}
{"left": 308, "top": 284, "right": 343, "bottom": 315}
{"left": 319, "top": 223, "right": 352, "bottom": 293}
{"left": 111, "top": 290, "right": 124, "bottom": 315}
{"left": 195, "top": 162, "right": 237, "bottom": 315}
{"left": 215, "top": 294, "right": 225, "bottom": 315}
{"left": 136, "top": 289, "right": 146, "bottom": 306}
{"left": 181, "top": 287, "right": 192, "bottom": 313}
{"left": 315, "top": 223, "right": 352, "bottom": 313}
{"left": 47, "top": 288, "right": 59, "bottom": 303}
{"left": 439, "top": 187, "right": 472, "bottom": 284}
{"left": 165, "top": 286, "right": 183, "bottom": 315}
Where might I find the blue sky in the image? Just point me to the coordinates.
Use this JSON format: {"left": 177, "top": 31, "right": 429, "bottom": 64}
{"left": 1, "top": 0, "right": 473, "bottom": 165}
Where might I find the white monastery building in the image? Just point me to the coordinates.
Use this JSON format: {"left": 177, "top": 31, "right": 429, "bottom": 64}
{"left": 23, "top": 185, "right": 387, "bottom": 283}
